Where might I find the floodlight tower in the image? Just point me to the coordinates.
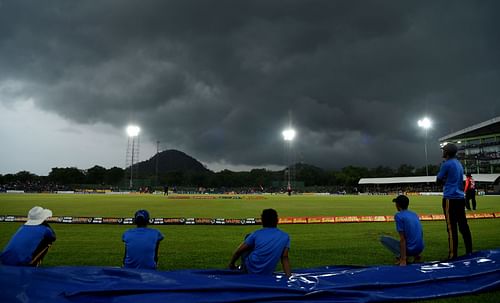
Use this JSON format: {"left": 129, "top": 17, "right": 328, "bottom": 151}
{"left": 282, "top": 128, "right": 296, "bottom": 194}
{"left": 417, "top": 117, "right": 432, "bottom": 176}
{"left": 126, "top": 125, "right": 140, "bottom": 189}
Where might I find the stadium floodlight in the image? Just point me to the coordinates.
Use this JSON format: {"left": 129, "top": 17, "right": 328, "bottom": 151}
{"left": 282, "top": 128, "right": 296, "bottom": 195}
{"left": 126, "top": 125, "right": 140, "bottom": 137}
{"left": 417, "top": 117, "right": 432, "bottom": 176}
{"left": 126, "top": 125, "right": 141, "bottom": 189}
{"left": 417, "top": 117, "right": 432, "bottom": 129}
{"left": 282, "top": 129, "right": 296, "bottom": 141}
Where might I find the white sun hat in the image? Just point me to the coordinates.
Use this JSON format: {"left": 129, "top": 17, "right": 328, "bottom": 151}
{"left": 25, "top": 206, "right": 53, "bottom": 226}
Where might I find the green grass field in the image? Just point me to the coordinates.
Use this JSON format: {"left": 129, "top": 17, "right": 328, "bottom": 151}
{"left": 1, "top": 193, "right": 499, "bottom": 302}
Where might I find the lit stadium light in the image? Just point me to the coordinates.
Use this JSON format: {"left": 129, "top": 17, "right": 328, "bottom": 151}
{"left": 417, "top": 117, "right": 432, "bottom": 129}
{"left": 417, "top": 117, "right": 432, "bottom": 176}
{"left": 282, "top": 129, "right": 296, "bottom": 141}
{"left": 126, "top": 125, "right": 140, "bottom": 137}
{"left": 126, "top": 125, "right": 141, "bottom": 189}
{"left": 282, "top": 127, "right": 296, "bottom": 195}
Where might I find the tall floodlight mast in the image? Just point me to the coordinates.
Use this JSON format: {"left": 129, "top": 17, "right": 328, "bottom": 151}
{"left": 417, "top": 117, "right": 432, "bottom": 176}
{"left": 282, "top": 128, "right": 296, "bottom": 195}
{"left": 126, "top": 125, "right": 140, "bottom": 189}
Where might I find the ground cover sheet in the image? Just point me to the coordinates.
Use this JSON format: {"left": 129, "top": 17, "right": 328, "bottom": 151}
{"left": 1, "top": 250, "right": 499, "bottom": 302}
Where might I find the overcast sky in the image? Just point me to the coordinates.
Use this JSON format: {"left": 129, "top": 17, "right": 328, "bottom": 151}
{"left": 1, "top": 0, "right": 499, "bottom": 175}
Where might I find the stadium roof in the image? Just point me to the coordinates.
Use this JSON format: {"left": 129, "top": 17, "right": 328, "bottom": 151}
{"left": 439, "top": 116, "right": 500, "bottom": 142}
{"left": 358, "top": 174, "right": 500, "bottom": 185}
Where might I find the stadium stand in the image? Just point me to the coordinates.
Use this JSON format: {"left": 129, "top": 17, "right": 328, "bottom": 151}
{"left": 358, "top": 174, "right": 500, "bottom": 195}
{"left": 440, "top": 116, "right": 500, "bottom": 174}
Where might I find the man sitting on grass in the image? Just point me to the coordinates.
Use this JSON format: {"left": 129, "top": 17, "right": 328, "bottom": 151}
{"left": 229, "top": 208, "right": 291, "bottom": 277}
{"left": 0, "top": 206, "right": 56, "bottom": 266}
{"left": 380, "top": 195, "right": 424, "bottom": 266}
{"left": 122, "top": 209, "right": 164, "bottom": 269}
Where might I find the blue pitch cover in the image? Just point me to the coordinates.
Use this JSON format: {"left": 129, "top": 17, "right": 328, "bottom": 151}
{"left": 0, "top": 249, "right": 499, "bottom": 303}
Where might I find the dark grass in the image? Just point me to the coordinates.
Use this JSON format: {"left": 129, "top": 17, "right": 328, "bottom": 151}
{"left": 1, "top": 193, "right": 499, "bottom": 302}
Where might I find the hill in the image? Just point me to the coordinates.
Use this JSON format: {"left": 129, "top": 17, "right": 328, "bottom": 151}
{"left": 134, "top": 149, "right": 211, "bottom": 175}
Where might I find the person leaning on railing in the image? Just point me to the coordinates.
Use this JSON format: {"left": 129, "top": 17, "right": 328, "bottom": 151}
{"left": 0, "top": 206, "right": 56, "bottom": 266}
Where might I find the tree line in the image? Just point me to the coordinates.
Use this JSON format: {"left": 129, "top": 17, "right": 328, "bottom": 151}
{"left": 0, "top": 163, "right": 440, "bottom": 189}
{"left": 0, "top": 166, "right": 125, "bottom": 188}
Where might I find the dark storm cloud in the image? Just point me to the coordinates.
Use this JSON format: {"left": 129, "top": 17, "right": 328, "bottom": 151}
{"left": 1, "top": 0, "right": 499, "bottom": 169}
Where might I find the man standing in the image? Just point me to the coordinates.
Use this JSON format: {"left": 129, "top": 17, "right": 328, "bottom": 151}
{"left": 380, "top": 195, "right": 424, "bottom": 266}
{"left": 436, "top": 143, "right": 472, "bottom": 259}
{"left": 0, "top": 206, "right": 56, "bottom": 266}
{"left": 229, "top": 209, "right": 291, "bottom": 277}
{"left": 464, "top": 173, "right": 477, "bottom": 210}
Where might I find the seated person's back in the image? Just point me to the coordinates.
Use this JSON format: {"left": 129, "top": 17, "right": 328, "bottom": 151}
{"left": 229, "top": 208, "right": 291, "bottom": 276}
{"left": 245, "top": 227, "right": 290, "bottom": 275}
{"left": 122, "top": 209, "right": 164, "bottom": 269}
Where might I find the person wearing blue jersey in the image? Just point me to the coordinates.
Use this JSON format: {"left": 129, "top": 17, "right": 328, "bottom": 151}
{"left": 229, "top": 209, "right": 291, "bottom": 277}
{"left": 437, "top": 143, "right": 472, "bottom": 259}
{"left": 380, "top": 195, "right": 424, "bottom": 266}
{"left": 122, "top": 210, "right": 164, "bottom": 269}
{"left": 0, "top": 206, "right": 56, "bottom": 266}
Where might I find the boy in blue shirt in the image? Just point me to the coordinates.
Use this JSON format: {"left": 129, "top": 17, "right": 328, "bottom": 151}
{"left": 380, "top": 195, "right": 424, "bottom": 266}
{"left": 0, "top": 206, "right": 56, "bottom": 266}
{"left": 437, "top": 143, "right": 472, "bottom": 259}
{"left": 229, "top": 208, "right": 291, "bottom": 277}
{"left": 122, "top": 210, "right": 164, "bottom": 269}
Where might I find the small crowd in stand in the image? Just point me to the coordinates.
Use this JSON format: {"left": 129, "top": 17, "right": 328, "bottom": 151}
{"left": 0, "top": 143, "right": 475, "bottom": 274}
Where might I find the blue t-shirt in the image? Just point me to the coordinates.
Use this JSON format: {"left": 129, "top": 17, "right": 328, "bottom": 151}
{"left": 0, "top": 224, "right": 56, "bottom": 266}
{"left": 437, "top": 158, "right": 464, "bottom": 199}
{"left": 122, "top": 227, "right": 164, "bottom": 269}
{"left": 395, "top": 210, "right": 424, "bottom": 255}
{"left": 244, "top": 227, "right": 290, "bottom": 275}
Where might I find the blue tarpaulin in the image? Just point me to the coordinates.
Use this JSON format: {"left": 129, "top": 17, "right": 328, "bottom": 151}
{"left": 1, "top": 250, "right": 499, "bottom": 303}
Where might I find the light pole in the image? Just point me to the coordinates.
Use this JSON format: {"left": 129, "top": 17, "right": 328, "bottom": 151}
{"left": 126, "top": 125, "right": 140, "bottom": 189}
{"left": 282, "top": 128, "right": 296, "bottom": 194}
{"left": 417, "top": 117, "right": 432, "bottom": 176}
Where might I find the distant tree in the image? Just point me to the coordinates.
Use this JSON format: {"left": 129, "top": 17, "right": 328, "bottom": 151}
{"left": 213, "top": 169, "right": 232, "bottom": 187}
{"left": 212, "top": 169, "right": 258, "bottom": 188}
{"left": 295, "top": 164, "right": 326, "bottom": 186}
{"left": 428, "top": 164, "right": 440, "bottom": 175}
{"left": 396, "top": 164, "right": 415, "bottom": 177}
{"left": 105, "top": 167, "right": 125, "bottom": 185}
{"left": 415, "top": 164, "right": 440, "bottom": 176}
{"left": 324, "top": 170, "right": 337, "bottom": 186}
{"left": 86, "top": 165, "right": 107, "bottom": 184}
{"left": 185, "top": 171, "right": 210, "bottom": 187}
{"left": 233, "top": 171, "right": 250, "bottom": 187}
{"left": 336, "top": 166, "right": 370, "bottom": 186}
{"left": 249, "top": 169, "right": 273, "bottom": 188}
{"left": 48, "top": 167, "right": 85, "bottom": 185}
{"left": 14, "top": 171, "right": 38, "bottom": 183}
{"left": 2, "top": 174, "right": 16, "bottom": 183}
{"left": 371, "top": 166, "right": 395, "bottom": 178}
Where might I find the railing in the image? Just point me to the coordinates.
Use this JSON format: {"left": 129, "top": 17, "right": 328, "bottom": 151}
{"left": 458, "top": 141, "right": 500, "bottom": 150}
